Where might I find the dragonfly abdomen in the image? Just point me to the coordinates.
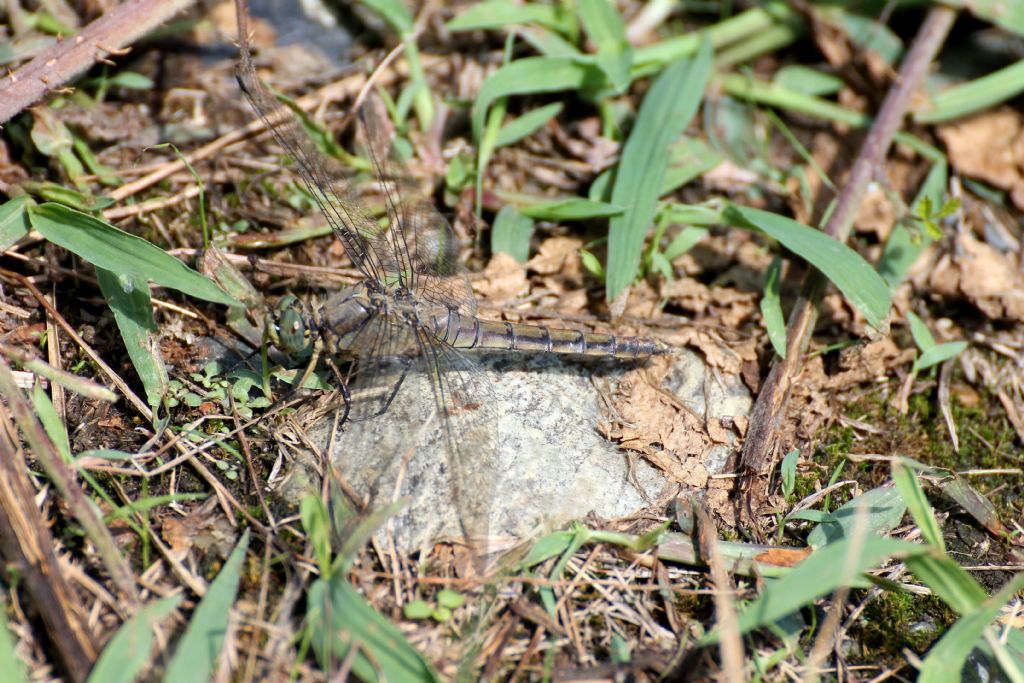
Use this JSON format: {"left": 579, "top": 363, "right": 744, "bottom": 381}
{"left": 433, "top": 310, "right": 669, "bottom": 359}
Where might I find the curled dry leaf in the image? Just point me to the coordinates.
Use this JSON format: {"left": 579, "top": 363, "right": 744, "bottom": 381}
{"left": 600, "top": 356, "right": 710, "bottom": 489}
{"left": 475, "top": 252, "right": 528, "bottom": 304}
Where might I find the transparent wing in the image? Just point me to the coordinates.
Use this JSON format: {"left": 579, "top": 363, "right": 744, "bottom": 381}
{"left": 237, "top": 51, "right": 479, "bottom": 319}
{"left": 236, "top": 51, "right": 391, "bottom": 286}
{"left": 329, "top": 328, "right": 498, "bottom": 561}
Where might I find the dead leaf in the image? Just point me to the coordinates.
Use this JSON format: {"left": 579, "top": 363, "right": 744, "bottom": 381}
{"left": 929, "top": 230, "right": 1024, "bottom": 321}
{"left": 938, "top": 108, "right": 1024, "bottom": 211}
{"left": 475, "top": 252, "right": 528, "bottom": 303}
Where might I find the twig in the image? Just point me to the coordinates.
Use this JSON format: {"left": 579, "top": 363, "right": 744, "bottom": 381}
{"left": 0, "top": 0, "right": 198, "bottom": 125}
{"left": 0, "top": 396, "right": 97, "bottom": 683}
{"left": 737, "top": 6, "right": 958, "bottom": 521}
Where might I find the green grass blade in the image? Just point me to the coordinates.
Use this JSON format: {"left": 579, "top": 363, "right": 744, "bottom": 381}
{"left": 702, "top": 536, "right": 925, "bottom": 643}
{"left": 917, "top": 574, "right": 1024, "bottom": 683}
{"left": 904, "top": 552, "right": 989, "bottom": 615}
{"left": 32, "top": 382, "right": 71, "bottom": 461}
{"left": 85, "top": 596, "right": 182, "bottom": 683}
{"left": 96, "top": 268, "right": 169, "bottom": 412}
{"left": 495, "top": 102, "right": 564, "bottom": 148}
{"left": 491, "top": 205, "right": 534, "bottom": 263}
{"left": 724, "top": 205, "right": 891, "bottom": 330}
{"left": 761, "top": 255, "right": 787, "bottom": 358}
{"left": 605, "top": 39, "right": 712, "bottom": 303}
{"left": 0, "top": 195, "right": 31, "bottom": 251}
{"left": 917, "top": 59, "right": 1024, "bottom": 123}
{"left": 471, "top": 57, "right": 603, "bottom": 142}
{"left": 520, "top": 198, "right": 622, "bottom": 220}
{"left": 892, "top": 458, "right": 944, "bottom": 550}
{"left": 0, "top": 601, "right": 28, "bottom": 683}
{"left": 308, "top": 577, "right": 441, "bottom": 681}
{"left": 358, "top": 0, "right": 412, "bottom": 32}
{"left": 878, "top": 158, "right": 946, "bottom": 290}
{"left": 447, "top": 0, "right": 572, "bottom": 34}
{"left": 29, "top": 203, "right": 235, "bottom": 305}
{"left": 578, "top": 0, "right": 633, "bottom": 93}
{"left": 164, "top": 530, "right": 250, "bottom": 683}
{"left": 805, "top": 484, "right": 906, "bottom": 549}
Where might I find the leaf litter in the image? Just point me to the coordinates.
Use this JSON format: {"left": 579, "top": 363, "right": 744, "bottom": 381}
{"left": 0, "top": 0, "right": 1021, "bottom": 680}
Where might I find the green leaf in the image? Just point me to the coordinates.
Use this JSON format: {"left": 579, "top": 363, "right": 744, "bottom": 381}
{"left": 358, "top": 0, "right": 413, "bottom": 33}
{"left": 164, "top": 530, "right": 250, "bottom": 683}
{"left": 916, "top": 341, "right": 968, "bottom": 373}
{"left": 878, "top": 158, "right": 946, "bottom": 289}
{"left": 495, "top": 102, "right": 564, "bottom": 148}
{"left": 96, "top": 268, "right": 168, "bottom": 411}
{"left": 773, "top": 65, "right": 843, "bottom": 96}
{"left": 0, "top": 602, "right": 28, "bottom": 683}
{"left": 661, "top": 225, "right": 708, "bottom": 262}
{"left": 491, "top": 205, "right": 534, "bottom": 263}
{"left": 75, "top": 448, "right": 139, "bottom": 462}
{"left": 105, "top": 71, "right": 154, "bottom": 90}
{"left": 309, "top": 577, "right": 440, "bottom": 681}
{"left": 21, "top": 181, "right": 114, "bottom": 212}
{"left": 0, "top": 195, "right": 32, "bottom": 251}
{"left": 32, "top": 383, "right": 71, "bottom": 461}
{"left": 917, "top": 573, "right": 1024, "bottom": 683}
{"left": 703, "top": 536, "right": 926, "bottom": 643}
{"left": 472, "top": 57, "right": 605, "bottom": 142}
{"left": 578, "top": 0, "right": 633, "bottom": 94}
{"left": 520, "top": 198, "right": 623, "bottom": 220}
{"left": 447, "top": 0, "right": 572, "bottom": 34}
{"left": 403, "top": 599, "right": 434, "bottom": 620}
{"left": 892, "top": 459, "right": 944, "bottom": 550}
{"left": 520, "top": 530, "right": 576, "bottom": 568}
{"left": 780, "top": 448, "right": 798, "bottom": 499}
{"left": 919, "top": 59, "right": 1024, "bottom": 125}
{"left": 29, "top": 203, "right": 235, "bottom": 305}
{"left": 906, "top": 310, "right": 936, "bottom": 351}
{"left": 436, "top": 588, "right": 465, "bottom": 610}
{"left": 761, "top": 255, "right": 787, "bottom": 359}
{"left": 86, "top": 596, "right": 183, "bottom": 683}
{"left": 805, "top": 484, "right": 906, "bottom": 550}
{"left": 725, "top": 205, "right": 891, "bottom": 330}
{"left": 605, "top": 40, "right": 712, "bottom": 302}
{"left": 580, "top": 248, "right": 605, "bottom": 280}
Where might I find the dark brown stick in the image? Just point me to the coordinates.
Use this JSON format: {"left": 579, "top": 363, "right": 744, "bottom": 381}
{"left": 0, "top": 371, "right": 97, "bottom": 683}
{"left": 0, "top": 0, "right": 197, "bottom": 125}
{"left": 737, "top": 6, "right": 958, "bottom": 520}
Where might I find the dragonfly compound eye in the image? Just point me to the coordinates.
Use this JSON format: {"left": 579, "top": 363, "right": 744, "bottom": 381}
{"left": 269, "top": 295, "right": 311, "bottom": 355}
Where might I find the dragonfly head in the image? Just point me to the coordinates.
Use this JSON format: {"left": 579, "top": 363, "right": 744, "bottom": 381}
{"left": 266, "top": 294, "right": 312, "bottom": 356}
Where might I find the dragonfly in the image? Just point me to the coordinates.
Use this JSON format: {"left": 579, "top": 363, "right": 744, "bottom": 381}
{"left": 234, "top": 13, "right": 669, "bottom": 561}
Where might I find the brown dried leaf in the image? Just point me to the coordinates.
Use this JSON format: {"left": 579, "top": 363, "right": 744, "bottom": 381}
{"left": 938, "top": 108, "right": 1024, "bottom": 211}
{"left": 929, "top": 231, "right": 1024, "bottom": 321}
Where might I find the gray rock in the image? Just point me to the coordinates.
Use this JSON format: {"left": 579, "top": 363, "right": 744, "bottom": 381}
{"left": 287, "top": 346, "right": 750, "bottom": 553}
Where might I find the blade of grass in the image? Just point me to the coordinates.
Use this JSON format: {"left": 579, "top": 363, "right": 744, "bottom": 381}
{"left": 163, "top": 530, "right": 250, "bottom": 683}
{"left": 605, "top": 38, "right": 712, "bottom": 304}
{"left": 29, "top": 203, "right": 235, "bottom": 305}
{"left": 86, "top": 596, "right": 183, "bottom": 683}
{"left": 724, "top": 205, "right": 892, "bottom": 329}
{"left": 491, "top": 205, "right": 534, "bottom": 263}
{"left": 917, "top": 574, "right": 1024, "bottom": 683}
{"left": 0, "top": 195, "right": 31, "bottom": 251}
{"left": 578, "top": 0, "right": 633, "bottom": 94}
{"left": 96, "top": 268, "right": 169, "bottom": 412}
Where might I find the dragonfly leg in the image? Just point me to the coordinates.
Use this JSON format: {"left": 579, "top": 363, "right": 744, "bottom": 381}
{"left": 349, "top": 357, "right": 412, "bottom": 422}
{"left": 324, "top": 357, "right": 353, "bottom": 425}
